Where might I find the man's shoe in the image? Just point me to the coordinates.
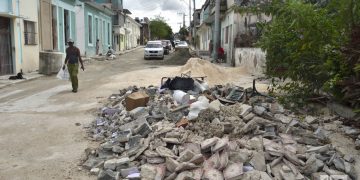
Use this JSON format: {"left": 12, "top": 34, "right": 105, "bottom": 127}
{"left": 72, "top": 89, "right": 77, "bottom": 93}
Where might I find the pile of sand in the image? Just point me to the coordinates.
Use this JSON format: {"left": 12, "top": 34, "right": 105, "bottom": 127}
{"left": 179, "top": 58, "right": 231, "bottom": 83}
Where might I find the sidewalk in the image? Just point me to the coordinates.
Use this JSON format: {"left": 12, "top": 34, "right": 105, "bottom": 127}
{"left": 0, "top": 46, "right": 144, "bottom": 89}
{"left": 0, "top": 71, "right": 43, "bottom": 89}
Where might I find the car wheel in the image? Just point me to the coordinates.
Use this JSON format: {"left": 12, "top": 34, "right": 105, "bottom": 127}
{"left": 161, "top": 55, "right": 164, "bottom": 60}
{"left": 144, "top": 56, "right": 148, "bottom": 60}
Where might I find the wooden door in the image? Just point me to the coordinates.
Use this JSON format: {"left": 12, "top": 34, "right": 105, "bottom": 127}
{"left": 0, "top": 17, "right": 13, "bottom": 75}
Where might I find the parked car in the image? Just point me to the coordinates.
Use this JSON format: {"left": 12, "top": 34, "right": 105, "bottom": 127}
{"left": 176, "top": 41, "right": 188, "bottom": 49}
{"left": 144, "top": 41, "right": 164, "bottom": 60}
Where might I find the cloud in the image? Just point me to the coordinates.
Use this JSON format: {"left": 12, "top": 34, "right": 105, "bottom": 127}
{"left": 161, "top": 0, "right": 187, "bottom": 11}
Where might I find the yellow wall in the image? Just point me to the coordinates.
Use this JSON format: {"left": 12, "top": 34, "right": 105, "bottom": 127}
{"left": 13, "top": 0, "right": 40, "bottom": 73}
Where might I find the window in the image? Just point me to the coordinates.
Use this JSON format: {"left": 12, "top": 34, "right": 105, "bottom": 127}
{"left": 24, "top": 20, "right": 37, "bottom": 45}
{"left": 95, "top": 17, "right": 99, "bottom": 39}
{"left": 107, "top": 22, "right": 110, "bottom": 45}
{"left": 88, "top": 14, "right": 93, "bottom": 44}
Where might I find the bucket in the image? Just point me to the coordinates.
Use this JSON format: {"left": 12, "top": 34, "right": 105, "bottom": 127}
{"left": 173, "top": 90, "right": 190, "bottom": 105}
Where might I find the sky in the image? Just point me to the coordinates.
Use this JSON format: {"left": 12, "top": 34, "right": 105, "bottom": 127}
{"left": 124, "top": 0, "right": 206, "bottom": 33}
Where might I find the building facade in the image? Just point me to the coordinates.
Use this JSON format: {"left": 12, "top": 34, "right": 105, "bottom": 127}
{"left": 75, "top": 1, "right": 113, "bottom": 56}
{"left": 0, "top": 0, "right": 40, "bottom": 75}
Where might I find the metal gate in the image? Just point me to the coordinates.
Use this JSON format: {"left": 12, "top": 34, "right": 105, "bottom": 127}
{"left": 0, "top": 17, "right": 13, "bottom": 75}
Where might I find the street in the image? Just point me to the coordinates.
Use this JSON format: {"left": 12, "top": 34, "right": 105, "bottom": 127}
{"left": 0, "top": 48, "right": 189, "bottom": 179}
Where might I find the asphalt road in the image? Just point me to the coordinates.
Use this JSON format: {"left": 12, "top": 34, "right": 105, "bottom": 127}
{"left": 0, "top": 48, "right": 189, "bottom": 179}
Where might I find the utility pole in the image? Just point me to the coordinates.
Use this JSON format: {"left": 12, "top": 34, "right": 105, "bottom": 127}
{"left": 193, "top": 0, "right": 196, "bottom": 47}
{"left": 183, "top": 14, "right": 186, "bottom": 28}
{"left": 189, "top": 0, "right": 191, "bottom": 43}
{"left": 213, "top": 0, "right": 220, "bottom": 60}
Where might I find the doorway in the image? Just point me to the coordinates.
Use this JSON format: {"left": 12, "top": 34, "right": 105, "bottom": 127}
{"left": 0, "top": 17, "right": 13, "bottom": 75}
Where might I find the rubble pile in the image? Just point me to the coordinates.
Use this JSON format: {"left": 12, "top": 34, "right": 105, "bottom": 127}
{"left": 82, "top": 79, "right": 359, "bottom": 180}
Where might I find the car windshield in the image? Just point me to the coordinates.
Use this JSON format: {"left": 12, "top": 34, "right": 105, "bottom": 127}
{"left": 146, "top": 44, "right": 162, "bottom": 48}
{"left": 179, "top": 41, "right": 187, "bottom": 45}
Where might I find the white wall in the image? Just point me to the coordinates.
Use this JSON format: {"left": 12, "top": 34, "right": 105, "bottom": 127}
{"left": 234, "top": 48, "right": 266, "bottom": 75}
{"left": 75, "top": 3, "right": 85, "bottom": 56}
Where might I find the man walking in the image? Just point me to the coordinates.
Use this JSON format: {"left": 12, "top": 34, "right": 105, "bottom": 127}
{"left": 63, "top": 39, "right": 84, "bottom": 93}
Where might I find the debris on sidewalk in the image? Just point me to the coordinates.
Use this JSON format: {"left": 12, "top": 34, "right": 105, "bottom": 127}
{"left": 83, "top": 72, "right": 359, "bottom": 180}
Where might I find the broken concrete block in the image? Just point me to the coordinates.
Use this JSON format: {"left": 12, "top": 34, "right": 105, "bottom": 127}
{"left": 212, "top": 118, "right": 221, "bottom": 124}
{"left": 222, "top": 122, "right": 234, "bottom": 134}
{"left": 247, "top": 136, "right": 264, "bottom": 151}
{"left": 134, "top": 122, "right": 152, "bottom": 137}
{"left": 191, "top": 168, "right": 203, "bottom": 179}
{"left": 282, "top": 165, "right": 291, "bottom": 173}
{"left": 209, "top": 99, "right": 222, "bottom": 112}
{"left": 305, "top": 115, "right": 318, "bottom": 124}
{"left": 306, "top": 145, "right": 330, "bottom": 154}
{"left": 203, "top": 152, "right": 220, "bottom": 169}
{"left": 228, "top": 150, "right": 251, "bottom": 163}
{"left": 189, "top": 154, "right": 204, "bottom": 165}
{"left": 270, "top": 102, "right": 285, "bottom": 114}
{"left": 103, "top": 158, "right": 127, "bottom": 170}
{"left": 274, "top": 114, "right": 292, "bottom": 124}
{"left": 162, "top": 138, "right": 181, "bottom": 144}
{"left": 240, "top": 104, "right": 253, "bottom": 117}
{"left": 140, "top": 164, "right": 157, "bottom": 180}
{"left": 82, "top": 157, "right": 104, "bottom": 170}
{"left": 201, "top": 137, "right": 218, "bottom": 150}
{"left": 303, "top": 154, "right": 324, "bottom": 176}
{"left": 311, "top": 172, "right": 329, "bottom": 180}
{"left": 143, "top": 150, "right": 159, "bottom": 158}
{"left": 166, "top": 157, "right": 180, "bottom": 173}
{"left": 101, "top": 142, "right": 114, "bottom": 151}
{"left": 120, "top": 167, "right": 139, "bottom": 178}
{"left": 154, "top": 164, "right": 166, "bottom": 180}
{"left": 212, "top": 137, "right": 229, "bottom": 153}
{"left": 249, "top": 151, "right": 266, "bottom": 171}
{"left": 280, "top": 169, "right": 296, "bottom": 180}
{"left": 125, "top": 91, "right": 149, "bottom": 111}
{"left": 175, "top": 162, "right": 198, "bottom": 172}
{"left": 112, "top": 145, "right": 125, "bottom": 153}
{"left": 164, "top": 173, "right": 177, "bottom": 180}
{"left": 175, "top": 171, "right": 194, "bottom": 180}
{"left": 156, "top": 146, "right": 176, "bottom": 158}
{"left": 129, "top": 107, "right": 147, "bottom": 118}
{"left": 253, "top": 105, "right": 266, "bottom": 115}
{"left": 202, "top": 168, "right": 224, "bottom": 180}
{"left": 90, "top": 167, "right": 100, "bottom": 175}
{"left": 147, "top": 157, "right": 165, "bottom": 164}
{"left": 243, "top": 113, "right": 255, "bottom": 122}
{"left": 223, "top": 163, "right": 243, "bottom": 180}
{"left": 219, "top": 150, "right": 229, "bottom": 170}
{"left": 241, "top": 170, "right": 272, "bottom": 180}
{"left": 98, "top": 169, "right": 120, "bottom": 180}
{"left": 177, "top": 149, "right": 195, "bottom": 162}
{"left": 128, "top": 135, "right": 142, "bottom": 150}
{"left": 343, "top": 154, "right": 355, "bottom": 163}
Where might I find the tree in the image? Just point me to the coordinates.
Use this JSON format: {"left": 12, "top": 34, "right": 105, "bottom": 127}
{"left": 234, "top": 0, "right": 360, "bottom": 110}
{"left": 178, "top": 27, "right": 189, "bottom": 41}
{"left": 149, "top": 15, "right": 173, "bottom": 40}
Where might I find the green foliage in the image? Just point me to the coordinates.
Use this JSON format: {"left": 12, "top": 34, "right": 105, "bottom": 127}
{"left": 149, "top": 15, "right": 173, "bottom": 40}
{"left": 259, "top": 1, "right": 343, "bottom": 96}
{"left": 179, "top": 27, "right": 189, "bottom": 41}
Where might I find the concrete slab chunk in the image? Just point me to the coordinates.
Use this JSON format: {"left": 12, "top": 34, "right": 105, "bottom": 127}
{"left": 223, "top": 163, "right": 243, "bottom": 180}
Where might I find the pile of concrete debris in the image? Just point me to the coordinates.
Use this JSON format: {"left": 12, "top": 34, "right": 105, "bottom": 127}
{"left": 82, "top": 77, "right": 358, "bottom": 180}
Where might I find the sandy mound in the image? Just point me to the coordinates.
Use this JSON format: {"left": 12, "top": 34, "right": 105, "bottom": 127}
{"left": 179, "top": 58, "right": 231, "bottom": 83}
